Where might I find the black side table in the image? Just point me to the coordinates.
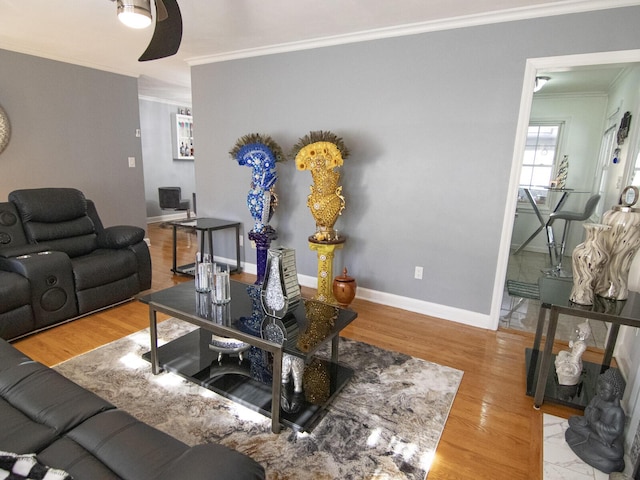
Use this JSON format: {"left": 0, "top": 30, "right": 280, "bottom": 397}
{"left": 170, "top": 217, "right": 242, "bottom": 275}
{"left": 528, "top": 275, "right": 640, "bottom": 410}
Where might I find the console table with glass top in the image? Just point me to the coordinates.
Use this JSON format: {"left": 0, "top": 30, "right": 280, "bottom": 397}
{"left": 169, "top": 217, "right": 241, "bottom": 275}
{"left": 139, "top": 280, "right": 358, "bottom": 433}
{"left": 527, "top": 275, "right": 640, "bottom": 410}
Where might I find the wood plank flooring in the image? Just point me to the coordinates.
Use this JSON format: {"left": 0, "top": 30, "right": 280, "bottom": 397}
{"left": 12, "top": 222, "right": 582, "bottom": 479}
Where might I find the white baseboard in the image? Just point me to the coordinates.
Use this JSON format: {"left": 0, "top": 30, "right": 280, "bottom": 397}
{"left": 217, "top": 255, "right": 494, "bottom": 331}
{"left": 147, "top": 213, "right": 193, "bottom": 224}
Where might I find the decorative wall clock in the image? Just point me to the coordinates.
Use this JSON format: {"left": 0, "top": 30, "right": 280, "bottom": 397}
{"left": 0, "top": 105, "right": 10, "bottom": 155}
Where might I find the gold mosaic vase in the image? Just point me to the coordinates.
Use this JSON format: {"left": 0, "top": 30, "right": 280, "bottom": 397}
{"left": 294, "top": 134, "right": 348, "bottom": 242}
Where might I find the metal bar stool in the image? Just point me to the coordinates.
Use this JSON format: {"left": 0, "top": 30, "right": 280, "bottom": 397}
{"left": 158, "top": 186, "right": 191, "bottom": 218}
{"left": 501, "top": 279, "right": 541, "bottom": 325}
{"left": 544, "top": 194, "right": 601, "bottom": 277}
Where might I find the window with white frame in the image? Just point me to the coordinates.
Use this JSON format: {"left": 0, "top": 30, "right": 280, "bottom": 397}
{"left": 519, "top": 122, "right": 564, "bottom": 206}
{"left": 628, "top": 150, "right": 640, "bottom": 188}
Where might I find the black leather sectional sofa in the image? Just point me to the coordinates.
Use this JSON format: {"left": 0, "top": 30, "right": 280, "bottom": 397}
{"left": 0, "top": 188, "right": 152, "bottom": 340}
{"left": 0, "top": 338, "right": 265, "bottom": 479}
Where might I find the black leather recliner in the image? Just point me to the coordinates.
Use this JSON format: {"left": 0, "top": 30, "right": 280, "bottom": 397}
{"left": 0, "top": 188, "right": 152, "bottom": 340}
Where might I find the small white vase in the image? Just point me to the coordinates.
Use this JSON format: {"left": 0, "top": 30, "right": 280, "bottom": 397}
{"left": 570, "top": 224, "right": 611, "bottom": 305}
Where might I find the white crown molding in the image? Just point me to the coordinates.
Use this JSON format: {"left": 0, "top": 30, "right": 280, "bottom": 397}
{"left": 0, "top": 42, "right": 141, "bottom": 79}
{"left": 138, "top": 95, "right": 191, "bottom": 107}
{"left": 535, "top": 91, "right": 610, "bottom": 98}
{"left": 187, "top": 0, "right": 640, "bottom": 66}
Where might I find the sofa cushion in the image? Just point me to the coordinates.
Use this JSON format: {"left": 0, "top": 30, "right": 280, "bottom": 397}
{"left": 62, "top": 410, "right": 188, "bottom": 480}
{"left": 0, "top": 451, "right": 73, "bottom": 480}
{"left": 9, "top": 189, "right": 98, "bottom": 258}
{"left": 9, "top": 189, "right": 88, "bottom": 224}
{"left": 38, "top": 438, "right": 120, "bottom": 480}
{"left": 25, "top": 217, "right": 95, "bottom": 243}
{"left": 157, "top": 444, "right": 267, "bottom": 480}
{"left": 0, "top": 398, "right": 58, "bottom": 454}
{"left": 75, "top": 276, "right": 140, "bottom": 315}
{"left": 71, "top": 249, "right": 138, "bottom": 290}
{"left": 33, "top": 233, "right": 97, "bottom": 259}
{"left": 0, "top": 360, "right": 114, "bottom": 435}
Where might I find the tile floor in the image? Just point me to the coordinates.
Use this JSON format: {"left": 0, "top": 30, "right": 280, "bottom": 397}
{"left": 544, "top": 414, "right": 633, "bottom": 479}
{"left": 500, "top": 250, "right": 608, "bottom": 348}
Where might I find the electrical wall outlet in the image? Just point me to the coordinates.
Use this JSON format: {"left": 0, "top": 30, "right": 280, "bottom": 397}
{"left": 128, "top": 157, "right": 135, "bottom": 168}
{"left": 414, "top": 266, "right": 423, "bottom": 280}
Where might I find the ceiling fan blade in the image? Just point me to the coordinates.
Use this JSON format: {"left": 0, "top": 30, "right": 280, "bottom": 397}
{"left": 138, "top": 0, "right": 182, "bottom": 62}
{"left": 155, "top": 0, "right": 168, "bottom": 22}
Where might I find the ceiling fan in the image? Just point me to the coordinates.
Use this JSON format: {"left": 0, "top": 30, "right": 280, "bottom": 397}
{"left": 113, "top": 0, "right": 183, "bottom": 62}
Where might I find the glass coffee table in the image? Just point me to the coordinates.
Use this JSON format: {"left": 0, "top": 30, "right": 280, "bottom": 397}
{"left": 139, "top": 280, "right": 358, "bottom": 433}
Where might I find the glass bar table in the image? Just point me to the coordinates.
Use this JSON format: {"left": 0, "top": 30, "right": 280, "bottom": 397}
{"left": 513, "top": 187, "right": 582, "bottom": 255}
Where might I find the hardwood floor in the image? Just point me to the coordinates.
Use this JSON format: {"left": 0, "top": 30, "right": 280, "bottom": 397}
{"left": 12, "top": 222, "right": 582, "bottom": 479}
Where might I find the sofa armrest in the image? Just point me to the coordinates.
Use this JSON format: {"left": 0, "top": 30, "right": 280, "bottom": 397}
{"left": 0, "top": 244, "right": 53, "bottom": 259}
{"left": 157, "top": 444, "right": 265, "bottom": 480}
{"left": 97, "top": 226, "right": 145, "bottom": 249}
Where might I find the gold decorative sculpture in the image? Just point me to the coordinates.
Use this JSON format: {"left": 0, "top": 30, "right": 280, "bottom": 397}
{"left": 296, "top": 300, "right": 338, "bottom": 352}
{"left": 293, "top": 131, "right": 352, "bottom": 303}
{"left": 293, "top": 131, "right": 349, "bottom": 242}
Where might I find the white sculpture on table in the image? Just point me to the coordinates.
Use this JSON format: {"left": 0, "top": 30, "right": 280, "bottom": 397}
{"left": 555, "top": 320, "right": 591, "bottom": 386}
{"left": 282, "top": 354, "right": 304, "bottom": 392}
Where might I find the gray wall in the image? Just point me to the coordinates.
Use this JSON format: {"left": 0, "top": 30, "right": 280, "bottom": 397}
{"left": 191, "top": 6, "right": 640, "bottom": 327}
{"left": 139, "top": 98, "right": 195, "bottom": 218}
{"left": 0, "top": 49, "right": 147, "bottom": 231}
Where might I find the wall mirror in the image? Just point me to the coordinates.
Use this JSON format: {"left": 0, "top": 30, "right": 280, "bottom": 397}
{"left": 499, "top": 53, "right": 640, "bottom": 342}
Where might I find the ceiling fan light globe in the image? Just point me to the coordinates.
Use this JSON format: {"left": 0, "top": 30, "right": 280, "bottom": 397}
{"left": 117, "top": 0, "right": 152, "bottom": 29}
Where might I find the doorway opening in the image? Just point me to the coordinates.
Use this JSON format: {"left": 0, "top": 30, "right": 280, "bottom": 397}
{"left": 493, "top": 50, "right": 640, "bottom": 346}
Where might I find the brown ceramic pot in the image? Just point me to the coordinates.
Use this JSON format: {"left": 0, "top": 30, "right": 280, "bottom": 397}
{"left": 332, "top": 267, "right": 357, "bottom": 307}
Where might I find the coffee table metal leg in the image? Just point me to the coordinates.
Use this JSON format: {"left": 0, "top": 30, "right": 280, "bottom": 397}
{"left": 331, "top": 335, "right": 339, "bottom": 364}
{"left": 234, "top": 224, "right": 241, "bottom": 272}
{"left": 149, "top": 305, "right": 161, "bottom": 375}
{"left": 171, "top": 225, "right": 178, "bottom": 273}
{"left": 271, "top": 347, "right": 283, "bottom": 433}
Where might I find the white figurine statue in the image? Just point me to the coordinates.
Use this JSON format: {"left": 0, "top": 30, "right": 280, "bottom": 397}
{"left": 282, "top": 353, "right": 304, "bottom": 393}
{"left": 555, "top": 320, "right": 591, "bottom": 386}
